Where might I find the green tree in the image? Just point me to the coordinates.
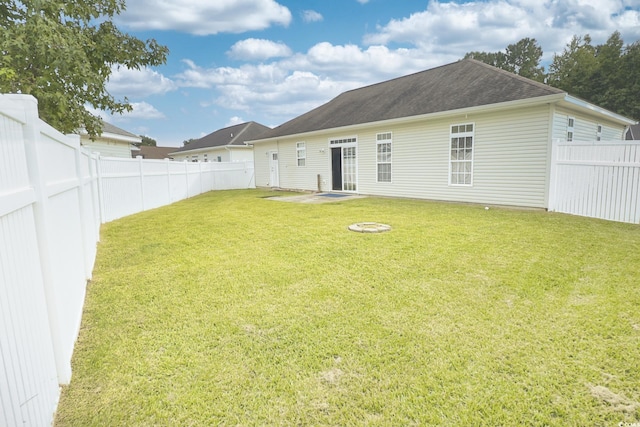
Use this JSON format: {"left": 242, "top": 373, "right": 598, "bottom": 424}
{"left": 183, "top": 138, "right": 198, "bottom": 147}
{"left": 0, "top": 0, "right": 168, "bottom": 137}
{"left": 140, "top": 135, "right": 157, "bottom": 146}
{"left": 465, "top": 38, "right": 545, "bottom": 82}
{"left": 548, "top": 31, "right": 640, "bottom": 119}
{"left": 546, "top": 35, "right": 598, "bottom": 97}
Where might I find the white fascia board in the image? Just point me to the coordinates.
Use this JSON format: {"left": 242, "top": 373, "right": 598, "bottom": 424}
{"left": 561, "top": 95, "right": 637, "bottom": 125}
{"left": 247, "top": 93, "right": 567, "bottom": 143}
{"left": 83, "top": 131, "right": 142, "bottom": 144}
{"left": 225, "top": 144, "right": 253, "bottom": 151}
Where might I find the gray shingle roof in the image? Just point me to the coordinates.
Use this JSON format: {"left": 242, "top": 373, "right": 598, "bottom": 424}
{"left": 101, "top": 121, "right": 140, "bottom": 139}
{"left": 173, "top": 121, "right": 271, "bottom": 153}
{"left": 626, "top": 124, "right": 640, "bottom": 140}
{"left": 260, "top": 59, "right": 565, "bottom": 139}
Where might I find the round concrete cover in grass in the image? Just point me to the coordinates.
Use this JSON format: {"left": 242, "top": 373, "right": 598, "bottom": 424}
{"left": 348, "top": 222, "right": 391, "bottom": 233}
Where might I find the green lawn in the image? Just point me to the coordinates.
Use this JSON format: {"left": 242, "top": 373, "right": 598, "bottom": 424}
{"left": 55, "top": 189, "right": 640, "bottom": 426}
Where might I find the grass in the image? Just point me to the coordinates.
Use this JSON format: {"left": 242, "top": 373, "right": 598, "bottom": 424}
{"left": 55, "top": 189, "right": 640, "bottom": 426}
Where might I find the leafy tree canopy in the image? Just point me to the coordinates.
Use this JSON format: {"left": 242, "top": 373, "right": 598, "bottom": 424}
{"left": 139, "top": 135, "right": 156, "bottom": 146}
{"left": 183, "top": 138, "right": 198, "bottom": 147}
{"left": 548, "top": 31, "right": 640, "bottom": 120}
{"left": 466, "top": 32, "right": 640, "bottom": 120}
{"left": 0, "top": 0, "right": 168, "bottom": 137}
{"left": 465, "top": 38, "right": 545, "bottom": 82}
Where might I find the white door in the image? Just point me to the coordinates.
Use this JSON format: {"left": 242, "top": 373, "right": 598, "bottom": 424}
{"left": 269, "top": 151, "right": 280, "bottom": 187}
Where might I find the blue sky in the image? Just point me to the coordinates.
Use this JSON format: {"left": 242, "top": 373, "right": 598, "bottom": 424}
{"left": 99, "top": 0, "right": 640, "bottom": 147}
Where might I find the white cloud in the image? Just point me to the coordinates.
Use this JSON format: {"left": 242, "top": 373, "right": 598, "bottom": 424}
{"left": 107, "top": 66, "right": 176, "bottom": 98}
{"left": 118, "top": 0, "right": 291, "bottom": 35}
{"left": 85, "top": 102, "right": 164, "bottom": 123}
{"left": 363, "top": 0, "right": 640, "bottom": 62}
{"left": 356, "top": 0, "right": 370, "bottom": 4}
{"left": 227, "top": 38, "right": 293, "bottom": 61}
{"left": 226, "top": 116, "right": 246, "bottom": 126}
{"left": 136, "top": 0, "right": 640, "bottom": 133}
{"left": 302, "top": 10, "right": 323, "bottom": 23}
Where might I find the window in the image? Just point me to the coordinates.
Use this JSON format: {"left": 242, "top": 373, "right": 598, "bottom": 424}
{"left": 567, "top": 117, "right": 575, "bottom": 141}
{"left": 192, "top": 155, "right": 198, "bottom": 162}
{"left": 596, "top": 124, "right": 602, "bottom": 141}
{"left": 449, "top": 123, "right": 474, "bottom": 186}
{"left": 204, "top": 154, "right": 208, "bottom": 162}
{"left": 376, "top": 132, "right": 392, "bottom": 182}
{"left": 217, "top": 156, "right": 222, "bottom": 162}
{"left": 296, "top": 142, "right": 306, "bottom": 167}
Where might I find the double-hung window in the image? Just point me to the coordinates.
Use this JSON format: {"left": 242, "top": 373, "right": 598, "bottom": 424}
{"left": 296, "top": 142, "right": 306, "bottom": 167}
{"left": 596, "top": 124, "right": 602, "bottom": 141}
{"left": 449, "top": 123, "right": 474, "bottom": 186}
{"left": 376, "top": 132, "right": 392, "bottom": 182}
{"left": 567, "top": 117, "right": 575, "bottom": 141}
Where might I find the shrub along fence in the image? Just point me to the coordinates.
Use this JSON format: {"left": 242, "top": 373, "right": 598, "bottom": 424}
{"left": 0, "top": 94, "right": 254, "bottom": 426}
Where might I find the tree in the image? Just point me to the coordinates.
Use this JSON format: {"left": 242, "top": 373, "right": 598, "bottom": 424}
{"left": 140, "top": 135, "right": 157, "bottom": 146}
{"left": 465, "top": 38, "right": 544, "bottom": 82}
{"left": 548, "top": 31, "right": 640, "bottom": 119}
{"left": 183, "top": 138, "right": 198, "bottom": 147}
{"left": 0, "top": 0, "right": 168, "bottom": 137}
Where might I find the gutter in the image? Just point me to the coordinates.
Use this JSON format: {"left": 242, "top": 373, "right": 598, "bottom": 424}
{"left": 561, "top": 95, "right": 637, "bottom": 125}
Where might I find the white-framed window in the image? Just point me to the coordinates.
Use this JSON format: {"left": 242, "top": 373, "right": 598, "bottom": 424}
{"left": 217, "top": 156, "right": 222, "bottom": 162}
{"left": 203, "top": 154, "right": 208, "bottom": 162}
{"left": 376, "top": 132, "right": 392, "bottom": 183}
{"left": 567, "top": 117, "right": 575, "bottom": 141}
{"left": 192, "top": 155, "right": 198, "bottom": 162}
{"left": 596, "top": 124, "right": 602, "bottom": 141}
{"left": 296, "top": 142, "right": 306, "bottom": 167}
{"left": 449, "top": 123, "right": 474, "bottom": 186}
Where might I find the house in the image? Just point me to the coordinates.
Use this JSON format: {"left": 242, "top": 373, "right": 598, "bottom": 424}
{"left": 80, "top": 121, "right": 141, "bottom": 158}
{"left": 249, "top": 59, "right": 636, "bottom": 209}
{"left": 132, "top": 145, "right": 175, "bottom": 159}
{"left": 626, "top": 123, "right": 640, "bottom": 140}
{"left": 170, "top": 121, "right": 270, "bottom": 162}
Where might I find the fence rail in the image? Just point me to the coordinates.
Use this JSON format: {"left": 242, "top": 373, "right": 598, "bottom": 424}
{"left": 0, "top": 94, "right": 254, "bottom": 426}
{"left": 549, "top": 139, "right": 640, "bottom": 224}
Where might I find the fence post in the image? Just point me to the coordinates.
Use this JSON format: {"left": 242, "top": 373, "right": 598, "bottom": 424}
{"left": 18, "top": 95, "right": 71, "bottom": 384}
{"left": 88, "top": 152, "right": 101, "bottom": 239}
{"left": 185, "top": 160, "right": 189, "bottom": 198}
{"left": 166, "top": 158, "right": 172, "bottom": 203}
{"left": 137, "top": 155, "right": 146, "bottom": 212}
{"left": 199, "top": 161, "right": 204, "bottom": 195}
{"left": 70, "top": 134, "right": 92, "bottom": 279}
{"left": 96, "top": 153, "right": 106, "bottom": 223}
{"left": 547, "top": 139, "right": 559, "bottom": 212}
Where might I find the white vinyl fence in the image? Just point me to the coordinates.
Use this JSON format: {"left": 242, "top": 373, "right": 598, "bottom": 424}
{"left": 549, "top": 139, "right": 640, "bottom": 224}
{"left": 0, "top": 94, "right": 254, "bottom": 426}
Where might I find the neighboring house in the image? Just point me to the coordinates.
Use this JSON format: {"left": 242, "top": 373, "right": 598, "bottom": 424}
{"left": 132, "top": 145, "right": 175, "bottom": 159}
{"left": 625, "top": 123, "right": 640, "bottom": 140}
{"left": 170, "top": 121, "right": 270, "bottom": 163}
{"left": 249, "top": 59, "right": 636, "bottom": 209}
{"left": 80, "top": 121, "right": 141, "bottom": 158}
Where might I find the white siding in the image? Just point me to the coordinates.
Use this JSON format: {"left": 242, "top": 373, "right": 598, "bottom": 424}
{"left": 552, "top": 107, "right": 626, "bottom": 142}
{"left": 81, "top": 138, "right": 131, "bottom": 158}
{"left": 172, "top": 147, "right": 253, "bottom": 163}
{"left": 228, "top": 147, "right": 254, "bottom": 163}
{"left": 254, "top": 141, "right": 279, "bottom": 187}
{"left": 355, "top": 105, "right": 553, "bottom": 207}
{"left": 260, "top": 104, "right": 554, "bottom": 208}
{"left": 278, "top": 137, "right": 331, "bottom": 191}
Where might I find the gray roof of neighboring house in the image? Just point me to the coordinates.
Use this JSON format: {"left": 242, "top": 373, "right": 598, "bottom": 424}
{"left": 132, "top": 146, "right": 176, "bottom": 159}
{"left": 172, "top": 121, "right": 271, "bottom": 153}
{"left": 258, "top": 59, "right": 565, "bottom": 139}
{"left": 101, "top": 121, "right": 140, "bottom": 139}
{"left": 626, "top": 124, "right": 640, "bottom": 140}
